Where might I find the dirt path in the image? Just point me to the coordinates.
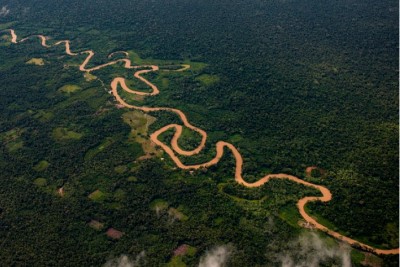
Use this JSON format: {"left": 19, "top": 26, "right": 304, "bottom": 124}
{"left": 3, "top": 29, "right": 398, "bottom": 256}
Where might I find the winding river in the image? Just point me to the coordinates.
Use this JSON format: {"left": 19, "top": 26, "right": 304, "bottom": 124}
{"left": 2, "top": 29, "right": 398, "bottom": 255}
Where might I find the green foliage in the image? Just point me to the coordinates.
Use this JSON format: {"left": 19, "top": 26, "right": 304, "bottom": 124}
{"left": 0, "top": 128, "right": 24, "bottom": 142}
{"left": 150, "top": 199, "right": 169, "bottom": 211}
{"left": 113, "top": 189, "right": 126, "bottom": 201}
{"left": 33, "top": 160, "right": 49, "bottom": 172}
{"left": 350, "top": 250, "right": 365, "bottom": 265}
{"left": 166, "top": 257, "right": 187, "bottom": 267}
{"left": 195, "top": 74, "right": 220, "bottom": 86}
{"left": 0, "top": 0, "right": 398, "bottom": 266}
{"left": 52, "top": 127, "right": 83, "bottom": 141}
{"left": 309, "top": 169, "right": 398, "bottom": 249}
{"left": 310, "top": 168, "right": 322, "bottom": 178}
{"left": 32, "top": 110, "right": 54, "bottom": 122}
{"left": 84, "top": 137, "right": 115, "bottom": 161}
{"left": 114, "top": 165, "right": 128, "bottom": 174}
{"left": 127, "top": 176, "right": 138, "bottom": 182}
{"left": 0, "top": 22, "right": 16, "bottom": 30}
{"left": 88, "top": 190, "right": 107, "bottom": 202}
{"left": 33, "top": 178, "right": 47, "bottom": 187}
{"left": 279, "top": 205, "right": 302, "bottom": 228}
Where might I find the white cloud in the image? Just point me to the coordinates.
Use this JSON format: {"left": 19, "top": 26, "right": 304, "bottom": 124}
{"left": 279, "top": 232, "right": 351, "bottom": 267}
{"left": 0, "top": 6, "right": 10, "bottom": 17}
{"left": 198, "top": 245, "right": 232, "bottom": 267}
{"left": 103, "top": 252, "right": 146, "bottom": 267}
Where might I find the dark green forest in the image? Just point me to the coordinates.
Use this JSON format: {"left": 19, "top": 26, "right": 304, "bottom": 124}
{"left": 0, "top": 0, "right": 398, "bottom": 266}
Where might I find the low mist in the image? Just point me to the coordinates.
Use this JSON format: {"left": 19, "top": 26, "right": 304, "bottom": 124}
{"left": 103, "top": 251, "right": 146, "bottom": 267}
{"left": 0, "top": 6, "right": 10, "bottom": 17}
{"left": 278, "top": 232, "right": 351, "bottom": 267}
{"left": 198, "top": 245, "right": 233, "bottom": 267}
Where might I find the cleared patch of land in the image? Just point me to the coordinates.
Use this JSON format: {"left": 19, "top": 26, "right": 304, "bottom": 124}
{"left": 32, "top": 110, "right": 54, "bottom": 122}
{"left": 84, "top": 137, "right": 115, "bottom": 161}
{"left": 361, "top": 252, "right": 383, "bottom": 267}
{"left": 0, "top": 127, "right": 25, "bottom": 152}
{"left": 84, "top": 72, "right": 97, "bottom": 81}
{"left": 168, "top": 207, "right": 189, "bottom": 221}
{"left": 33, "top": 178, "right": 47, "bottom": 187}
{"left": 122, "top": 110, "right": 161, "bottom": 160}
{"left": 106, "top": 228, "right": 124, "bottom": 239}
{"left": 33, "top": 160, "right": 50, "bottom": 172}
{"left": 57, "top": 187, "right": 65, "bottom": 197}
{"left": 0, "top": 22, "right": 16, "bottom": 30}
{"left": 114, "top": 165, "right": 128, "bottom": 174}
{"left": 0, "top": 128, "right": 24, "bottom": 142}
{"left": 195, "top": 74, "right": 220, "bottom": 86}
{"left": 58, "top": 84, "right": 82, "bottom": 94}
{"left": 88, "top": 190, "right": 106, "bottom": 202}
{"left": 88, "top": 220, "right": 104, "bottom": 230}
{"left": 26, "top": 58, "right": 45, "bottom": 66}
{"left": 150, "top": 199, "right": 169, "bottom": 211}
{"left": 127, "top": 176, "right": 138, "bottom": 182}
{"left": 0, "top": 34, "right": 11, "bottom": 47}
{"left": 52, "top": 127, "right": 83, "bottom": 141}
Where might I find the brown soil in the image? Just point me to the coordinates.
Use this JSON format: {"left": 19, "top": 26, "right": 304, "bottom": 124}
{"left": 26, "top": 58, "right": 45, "bottom": 66}
{"left": 57, "top": 187, "right": 64, "bottom": 197}
{"left": 361, "top": 252, "right": 383, "bottom": 267}
{"left": 174, "top": 244, "right": 189, "bottom": 256}
{"left": 5, "top": 29, "right": 399, "bottom": 256}
{"left": 106, "top": 228, "right": 124, "bottom": 239}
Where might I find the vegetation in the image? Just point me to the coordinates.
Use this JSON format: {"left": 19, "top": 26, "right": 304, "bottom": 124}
{"left": 33, "top": 160, "right": 50, "bottom": 172}
{"left": 58, "top": 84, "right": 81, "bottom": 94}
{"left": 33, "top": 177, "right": 47, "bottom": 187}
{"left": 52, "top": 127, "right": 83, "bottom": 141}
{"left": 88, "top": 190, "right": 107, "bottom": 202}
{"left": 0, "top": 0, "right": 398, "bottom": 266}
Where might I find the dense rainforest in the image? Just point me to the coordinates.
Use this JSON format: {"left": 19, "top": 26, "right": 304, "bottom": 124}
{"left": 0, "top": 0, "right": 398, "bottom": 266}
